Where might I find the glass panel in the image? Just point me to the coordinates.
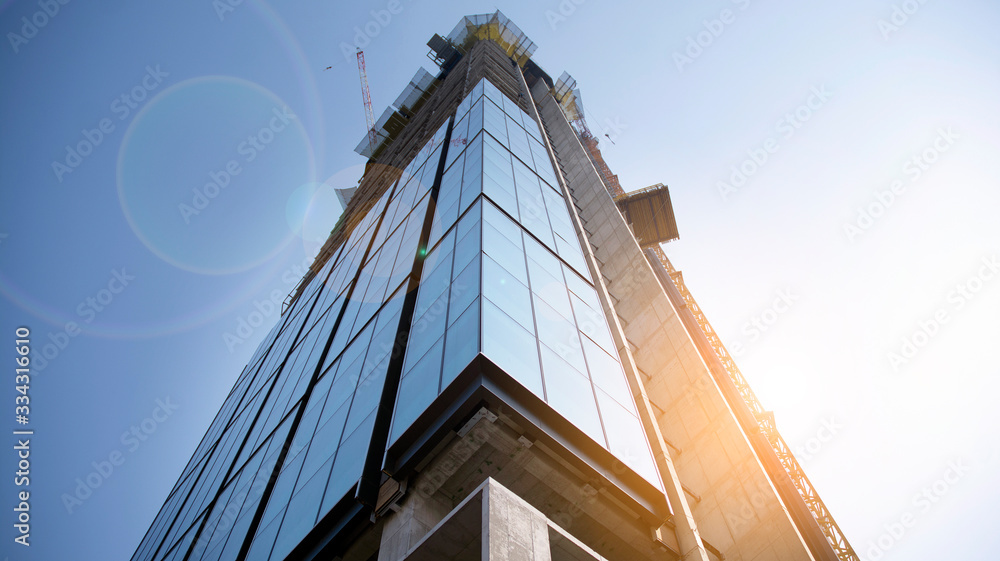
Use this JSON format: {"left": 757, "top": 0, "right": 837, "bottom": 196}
{"left": 482, "top": 299, "right": 543, "bottom": 396}
{"left": 573, "top": 294, "right": 618, "bottom": 355}
{"left": 447, "top": 114, "right": 469, "bottom": 170}
{"left": 529, "top": 136, "right": 552, "bottom": 174}
{"left": 500, "top": 90, "right": 521, "bottom": 119}
{"left": 215, "top": 505, "right": 257, "bottom": 561}
{"left": 555, "top": 234, "right": 590, "bottom": 278}
{"left": 430, "top": 162, "right": 463, "bottom": 248}
{"left": 460, "top": 133, "right": 484, "bottom": 210}
{"left": 260, "top": 453, "right": 303, "bottom": 529}
{"left": 582, "top": 337, "right": 632, "bottom": 410}
{"left": 406, "top": 291, "right": 448, "bottom": 369}
{"left": 539, "top": 345, "right": 607, "bottom": 448}
{"left": 563, "top": 265, "right": 598, "bottom": 306}
{"left": 449, "top": 256, "right": 480, "bottom": 324}
{"left": 453, "top": 218, "right": 481, "bottom": 277}
{"left": 482, "top": 254, "right": 533, "bottom": 333}
{"left": 526, "top": 253, "right": 573, "bottom": 320}
{"left": 482, "top": 220, "right": 527, "bottom": 285}
{"left": 414, "top": 256, "right": 452, "bottom": 319}
{"left": 455, "top": 91, "right": 473, "bottom": 122}
{"left": 288, "top": 404, "right": 322, "bottom": 465}
{"left": 320, "top": 410, "right": 376, "bottom": 515}
{"left": 483, "top": 174, "right": 517, "bottom": 219}
{"left": 524, "top": 113, "right": 544, "bottom": 144}
{"left": 482, "top": 79, "right": 502, "bottom": 105}
{"left": 244, "top": 509, "right": 279, "bottom": 561}
{"left": 468, "top": 98, "right": 484, "bottom": 138}
{"left": 321, "top": 365, "right": 356, "bottom": 423}
{"left": 391, "top": 337, "right": 444, "bottom": 442}
{"left": 442, "top": 298, "right": 480, "bottom": 387}
{"left": 483, "top": 98, "right": 507, "bottom": 145}
{"left": 343, "top": 361, "right": 388, "bottom": 436}
{"left": 540, "top": 200, "right": 574, "bottom": 241}
{"left": 483, "top": 146, "right": 513, "bottom": 183}
{"left": 270, "top": 467, "right": 326, "bottom": 560}
{"left": 532, "top": 294, "right": 586, "bottom": 374}
{"left": 507, "top": 120, "right": 534, "bottom": 169}
{"left": 483, "top": 200, "right": 522, "bottom": 247}
{"left": 301, "top": 400, "right": 349, "bottom": 481}
{"left": 595, "top": 389, "right": 661, "bottom": 488}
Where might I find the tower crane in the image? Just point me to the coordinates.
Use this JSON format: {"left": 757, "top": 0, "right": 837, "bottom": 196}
{"left": 356, "top": 49, "right": 378, "bottom": 155}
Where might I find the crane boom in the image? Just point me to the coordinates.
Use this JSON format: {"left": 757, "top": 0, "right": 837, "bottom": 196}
{"left": 357, "top": 49, "right": 377, "bottom": 155}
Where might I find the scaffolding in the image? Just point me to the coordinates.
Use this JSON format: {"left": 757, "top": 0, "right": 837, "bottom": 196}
{"left": 614, "top": 183, "right": 679, "bottom": 246}
{"left": 358, "top": 11, "right": 536, "bottom": 162}
{"left": 427, "top": 11, "right": 536, "bottom": 69}
{"left": 354, "top": 67, "right": 439, "bottom": 160}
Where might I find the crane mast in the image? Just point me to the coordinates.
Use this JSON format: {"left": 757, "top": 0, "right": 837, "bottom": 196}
{"left": 357, "top": 49, "right": 377, "bottom": 155}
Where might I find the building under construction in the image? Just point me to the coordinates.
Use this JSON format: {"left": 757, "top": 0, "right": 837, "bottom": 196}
{"left": 132, "top": 12, "right": 857, "bottom": 561}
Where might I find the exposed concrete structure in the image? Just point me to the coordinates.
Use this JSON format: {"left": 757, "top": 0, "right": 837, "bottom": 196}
{"left": 533, "top": 77, "right": 826, "bottom": 561}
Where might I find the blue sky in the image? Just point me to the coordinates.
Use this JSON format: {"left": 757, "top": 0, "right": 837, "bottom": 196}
{"left": 1, "top": 1, "right": 998, "bottom": 559}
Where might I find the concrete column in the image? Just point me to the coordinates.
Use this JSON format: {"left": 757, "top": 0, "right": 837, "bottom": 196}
{"left": 482, "top": 479, "right": 552, "bottom": 561}
{"left": 377, "top": 487, "right": 451, "bottom": 561}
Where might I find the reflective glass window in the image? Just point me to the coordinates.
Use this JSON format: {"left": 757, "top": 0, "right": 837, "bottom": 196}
{"left": 539, "top": 345, "right": 607, "bottom": 447}
{"left": 482, "top": 298, "right": 543, "bottom": 396}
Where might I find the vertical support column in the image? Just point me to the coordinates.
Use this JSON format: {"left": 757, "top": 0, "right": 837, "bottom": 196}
{"left": 482, "top": 479, "right": 552, "bottom": 561}
{"left": 377, "top": 489, "right": 452, "bottom": 561}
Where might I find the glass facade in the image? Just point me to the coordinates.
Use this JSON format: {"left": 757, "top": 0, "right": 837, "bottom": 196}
{"left": 132, "top": 77, "right": 660, "bottom": 561}
{"left": 388, "top": 79, "right": 662, "bottom": 489}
